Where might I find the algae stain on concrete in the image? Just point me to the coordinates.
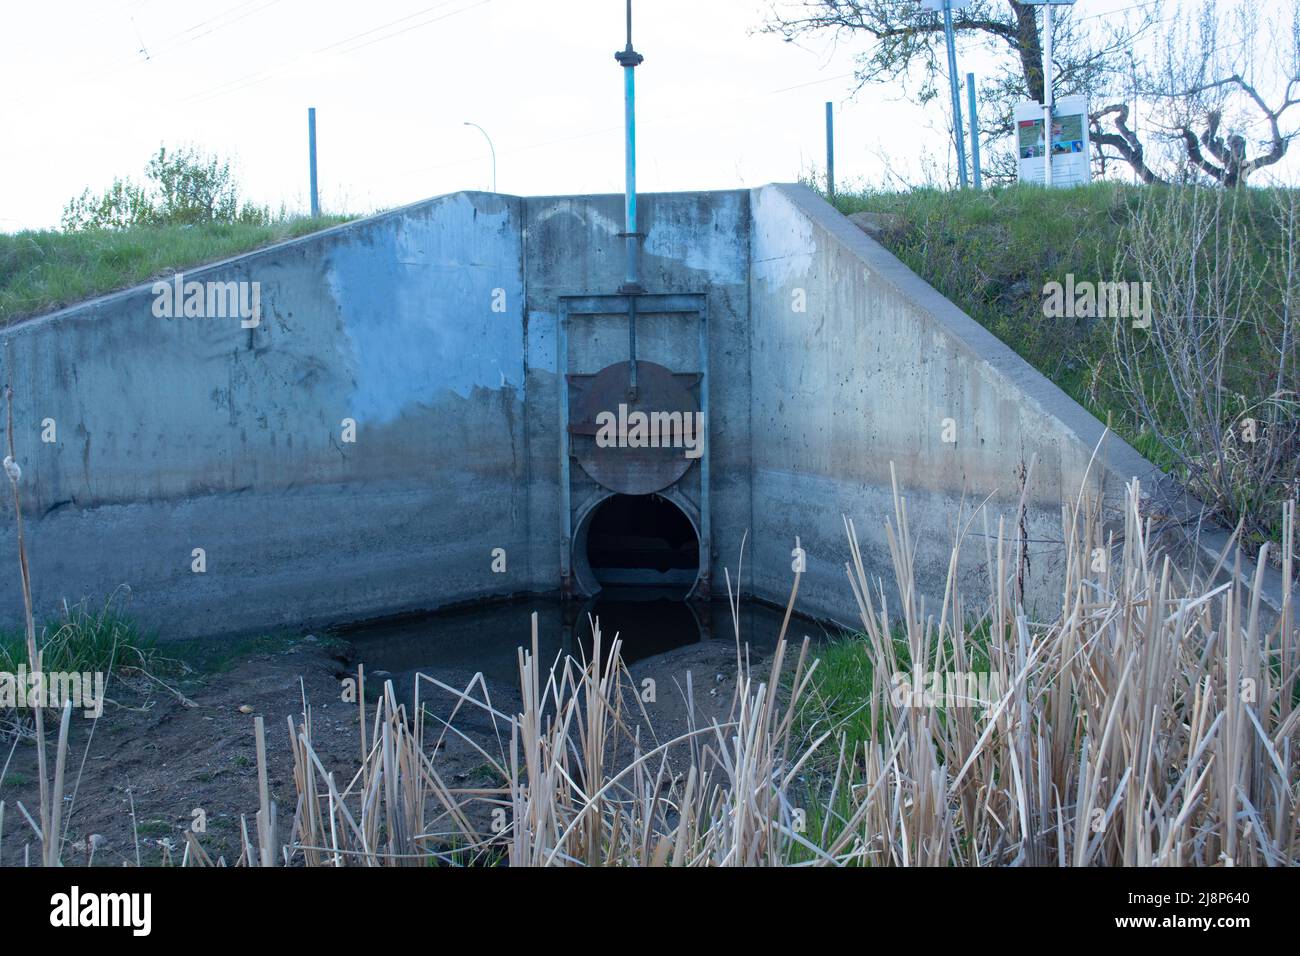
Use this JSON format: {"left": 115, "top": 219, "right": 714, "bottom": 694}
{"left": 325, "top": 194, "right": 525, "bottom": 426}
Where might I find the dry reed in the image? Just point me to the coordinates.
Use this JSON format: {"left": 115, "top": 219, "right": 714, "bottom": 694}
{"left": 3, "top": 456, "right": 1295, "bottom": 867}
{"left": 194, "top": 469, "right": 1297, "bottom": 867}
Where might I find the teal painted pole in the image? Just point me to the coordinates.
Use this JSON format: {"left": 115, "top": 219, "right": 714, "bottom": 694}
{"left": 308, "top": 108, "right": 319, "bottom": 217}
{"left": 825, "top": 101, "right": 835, "bottom": 198}
{"left": 942, "top": 1, "right": 969, "bottom": 188}
{"left": 616, "top": 0, "right": 643, "bottom": 294}
{"left": 616, "top": 0, "right": 645, "bottom": 398}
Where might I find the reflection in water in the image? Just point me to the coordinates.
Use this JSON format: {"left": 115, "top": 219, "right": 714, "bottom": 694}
{"left": 336, "top": 593, "right": 836, "bottom": 709}
{"left": 572, "top": 587, "right": 700, "bottom": 665}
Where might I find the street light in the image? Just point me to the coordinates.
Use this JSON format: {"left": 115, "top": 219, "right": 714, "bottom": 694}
{"left": 463, "top": 121, "right": 496, "bottom": 193}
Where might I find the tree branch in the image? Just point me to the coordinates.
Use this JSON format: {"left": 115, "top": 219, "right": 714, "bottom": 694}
{"left": 1091, "top": 103, "right": 1164, "bottom": 183}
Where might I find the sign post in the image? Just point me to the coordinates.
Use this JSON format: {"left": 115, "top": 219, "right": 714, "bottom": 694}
{"left": 1021, "top": 0, "right": 1078, "bottom": 187}
{"left": 1043, "top": 3, "right": 1053, "bottom": 184}
{"left": 1015, "top": 95, "right": 1090, "bottom": 186}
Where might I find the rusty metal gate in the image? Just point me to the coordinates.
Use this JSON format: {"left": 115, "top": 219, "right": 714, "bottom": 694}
{"left": 558, "top": 291, "right": 710, "bottom": 601}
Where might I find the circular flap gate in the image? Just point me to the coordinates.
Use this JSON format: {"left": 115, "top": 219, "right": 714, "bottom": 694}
{"left": 567, "top": 360, "right": 701, "bottom": 495}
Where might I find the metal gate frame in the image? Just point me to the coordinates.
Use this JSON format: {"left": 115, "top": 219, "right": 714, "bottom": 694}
{"left": 557, "top": 291, "right": 710, "bottom": 600}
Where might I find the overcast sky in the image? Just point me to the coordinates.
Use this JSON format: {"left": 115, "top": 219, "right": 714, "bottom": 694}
{"left": 0, "top": 0, "right": 1288, "bottom": 231}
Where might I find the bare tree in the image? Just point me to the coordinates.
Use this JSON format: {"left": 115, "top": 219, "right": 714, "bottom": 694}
{"left": 1092, "top": 0, "right": 1300, "bottom": 187}
{"left": 763, "top": 1, "right": 1299, "bottom": 188}
{"left": 1108, "top": 186, "right": 1299, "bottom": 558}
{"left": 760, "top": 0, "right": 1156, "bottom": 183}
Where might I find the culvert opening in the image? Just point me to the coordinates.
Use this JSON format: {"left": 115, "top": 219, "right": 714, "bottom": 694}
{"left": 585, "top": 493, "right": 699, "bottom": 590}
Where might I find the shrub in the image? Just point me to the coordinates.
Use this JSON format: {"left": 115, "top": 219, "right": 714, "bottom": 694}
{"left": 61, "top": 146, "right": 273, "bottom": 231}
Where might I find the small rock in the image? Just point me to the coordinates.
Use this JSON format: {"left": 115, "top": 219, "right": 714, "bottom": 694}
{"left": 238, "top": 704, "right": 254, "bottom": 714}
{"left": 848, "top": 211, "right": 903, "bottom": 237}
{"left": 304, "top": 634, "right": 318, "bottom": 642}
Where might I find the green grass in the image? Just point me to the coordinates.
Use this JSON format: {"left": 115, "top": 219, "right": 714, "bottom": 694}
{"left": 0, "top": 216, "right": 353, "bottom": 323}
{"left": 166, "top": 630, "right": 347, "bottom": 676}
{"left": 796, "top": 624, "right": 997, "bottom": 761}
{"left": 798, "top": 635, "right": 877, "bottom": 757}
{"left": 827, "top": 182, "right": 1299, "bottom": 551}
{"left": 830, "top": 183, "right": 1151, "bottom": 449}
{"left": 135, "top": 819, "right": 173, "bottom": 838}
{"left": 787, "top": 625, "right": 1000, "bottom": 863}
{"left": 785, "top": 636, "right": 880, "bottom": 864}
{"left": 0, "top": 596, "right": 156, "bottom": 676}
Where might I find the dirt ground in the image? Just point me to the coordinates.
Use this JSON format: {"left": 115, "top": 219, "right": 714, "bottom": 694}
{"left": 0, "top": 631, "right": 765, "bottom": 866}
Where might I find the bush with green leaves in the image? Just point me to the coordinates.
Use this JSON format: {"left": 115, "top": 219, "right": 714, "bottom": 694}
{"left": 62, "top": 146, "right": 274, "bottom": 231}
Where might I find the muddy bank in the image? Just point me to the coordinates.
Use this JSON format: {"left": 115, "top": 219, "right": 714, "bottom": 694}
{"left": 0, "top": 629, "right": 778, "bottom": 866}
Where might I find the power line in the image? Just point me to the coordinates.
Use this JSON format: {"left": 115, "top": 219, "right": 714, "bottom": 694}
{"left": 1075, "top": 0, "right": 1164, "bottom": 23}
{"left": 160, "top": 0, "right": 285, "bottom": 52}
{"left": 313, "top": 0, "right": 466, "bottom": 56}
{"left": 157, "top": 0, "right": 265, "bottom": 45}
{"left": 75, "top": 0, "right": 286, "bottom": 83}
{"left": 175, "top": 0, "right": 490, "bottom": 107}
{"left": 388, "top": 70, "right": 859, "bottom": 181}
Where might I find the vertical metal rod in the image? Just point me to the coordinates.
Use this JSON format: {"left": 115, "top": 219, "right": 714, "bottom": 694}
{"left": 558, "top": 304, "right": 572, "bottom": 596}
{"left": 825, "top": 101, "right": 835, "bottom": 198}
{"left": 696, "top": 299, "right": 711, "bottom": 601}
{"left": 624, "top": 62, "right": 637, "bottom": 397}
{"left": 942, "top": 0, "right": 969, "bottom": 188}
{"left": 616, "top": 0, "right": 645, "bottom": 399}
{"left": 627, "top": 296, "right": 638, "bottom": 399}
{"left": 1130, "top": 52, "right": 1140, "bottom": 185}
{"left": 621, "top": 44, "right": 639, "bottom": 289}
{"left": 1043, "top": 2, "right": 1054, "bottom": 187}
{"left": 967, "top": 73, "right": 982, "bottom": 189}
{"left": 308, "top": 107, "right": 319, "bottom": 218}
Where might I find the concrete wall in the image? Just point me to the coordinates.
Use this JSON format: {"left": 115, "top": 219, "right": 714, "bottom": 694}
{"left": 0, "top": 192, "right": 529, "bottom": 637}
{"left": 520, "top": 190, "right": 751, "bottom": 597}
{"left": 3, "top": 181, "right": 1273, "bottom": 640}
{"left": 747, "top": 183, "right": 1169, "bottom": 622}
{"left": 0, "top": 189, "right": 752, "bottom": 638}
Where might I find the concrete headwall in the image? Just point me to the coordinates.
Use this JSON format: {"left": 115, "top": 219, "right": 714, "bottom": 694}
{"left": 0, "top": 193, "right": 529, "bottom": 636}
{"left": 2, "top": 182, "right": 1271, "bottom": 640}
{"left": 520, "top": 190, "right": 751, "bottom": 596}
{"left": 746, "top": 183, "right": 1169, "bottom": 621}
{"left": 0, "top": 189, "right": 752, "bottom": 638}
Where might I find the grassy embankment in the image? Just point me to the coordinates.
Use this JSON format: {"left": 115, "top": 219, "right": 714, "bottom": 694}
{"left": 826, "top": 183, "right": 1291, "bottom": 465}
{"left": 0, "top": 216, "right": 352, "bottom": 324}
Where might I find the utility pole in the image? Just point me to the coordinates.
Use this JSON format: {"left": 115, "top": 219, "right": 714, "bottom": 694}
{"left": 942, "top": 1, "right": 968, "bottom": 187}
{"left": 924, "top": 0, "right": 970, "bottom": 187}
{"left": 967, "top": 74, "right": 982, "bottom": 189}
{"left": 307, "top": 107, "right": 319, "bottom": 218}
{"left": 825, "top": 101, "right": 835, "bottom": 198}
{"left": 1042, "top": 1, "right": 1054, "bottom": 186}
